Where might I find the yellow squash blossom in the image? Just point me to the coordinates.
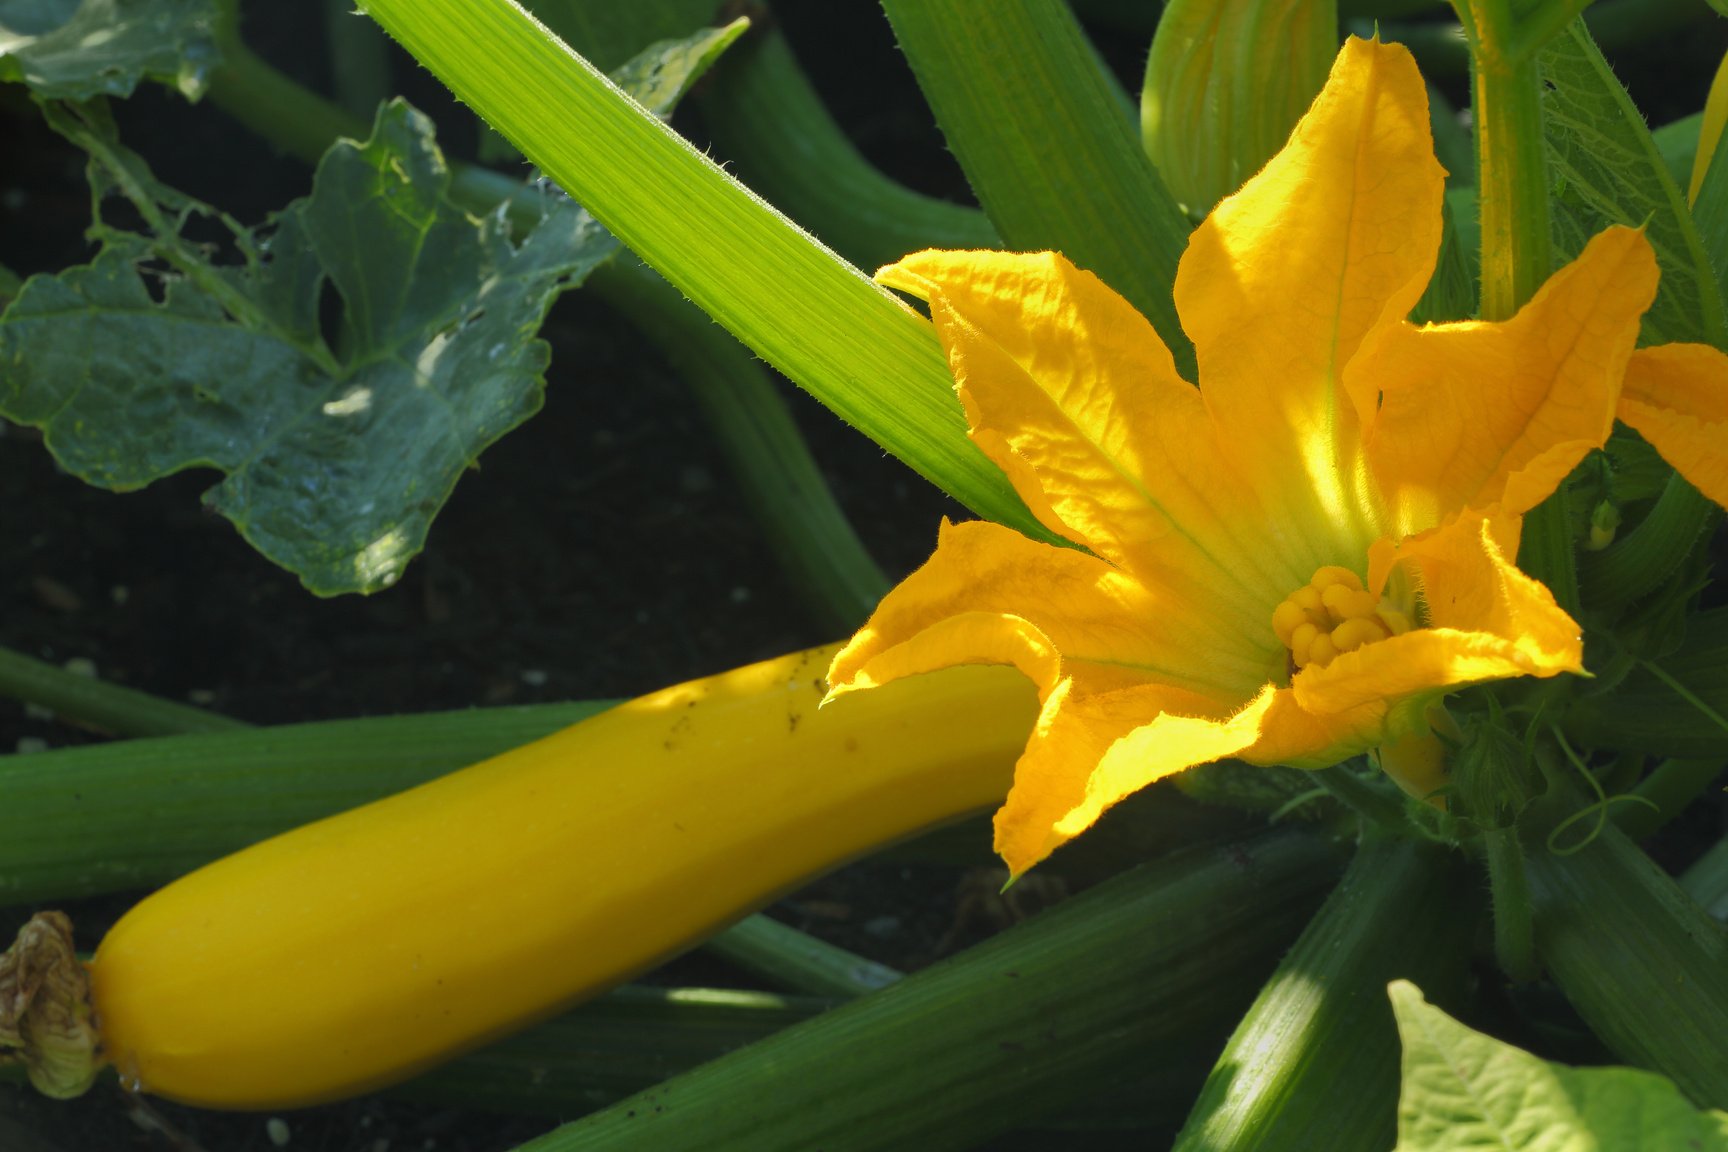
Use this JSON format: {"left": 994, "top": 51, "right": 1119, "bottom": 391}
{"left": 823, "top": 37, "right": 1667, "bottom": 878}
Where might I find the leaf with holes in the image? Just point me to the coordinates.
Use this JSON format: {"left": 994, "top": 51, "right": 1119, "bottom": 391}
{"left": 0, "top": 21, "right": 748, "bottom": 594}
{"left": 0, "top": 97, "right": 615, "bottom": 595}
{"left": 0, "top": 0, "right": 218, "bottom": 99}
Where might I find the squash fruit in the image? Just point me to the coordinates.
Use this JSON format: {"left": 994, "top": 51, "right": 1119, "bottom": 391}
{"left": 15, "top": 644, "right": 1035, "bottom": 1109}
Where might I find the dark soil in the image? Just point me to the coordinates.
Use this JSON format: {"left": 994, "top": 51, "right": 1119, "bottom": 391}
{"left": 4, "top": 3, "right": 1728, "bottom": 1151}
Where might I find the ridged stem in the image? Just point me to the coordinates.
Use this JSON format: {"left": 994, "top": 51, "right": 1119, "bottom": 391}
{"left": 1483, "top": 824, "right": 1537, "bottom": 982}
{"left": 1172, "top": 836, "right": 1477, "bottom": 1151}
{"left": 517, "top": 829, "right": 1349, "bottom": 1152}
{"left": 1680, "top": 836, "right": 1728, "bottom": 922}
{"left": 1579, "top": 473, "right": 1718, "bottom": 612}
{"left": 1524, "top": 811, "right": 1728, "bottom": 1108}
{"left": 0, "top": 645, "right": 245, "bottom": 738}
{"left": 702, "top": 914, "right": 901, "bottom": 999}
{"left": 696, "top": 28, "right": 999, "bottom": 271}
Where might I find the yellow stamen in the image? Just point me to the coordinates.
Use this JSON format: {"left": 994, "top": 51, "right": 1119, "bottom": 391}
{"left": 1272, "top": 564, "right": 1420, "bottom": 671}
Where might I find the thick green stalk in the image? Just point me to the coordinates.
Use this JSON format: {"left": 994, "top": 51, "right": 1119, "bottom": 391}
{"left": 879, "top": 0, "right": 1196, "bottom": 377}
{"left": 1613, "top": 757, "right": 1728, "bottom": 842}
{"left": 396, "top": 985, "right": 833, "bottom": 1116}
{"left": 1524, "top": 813, "right": 1728, "bottom": 1108}
{"left": 1374, "top": 0, "right": 1706, "bottom": 77}
{"left": 696, "top": 28, "right": 999, "bottom": 272}
{"left": 1579, "top": 474, "right": 1719, "bottom": 612}
{"left": 516, "top": 829, "right": 1349, "bottom": 1151}
{"left": 1455, "top": 1, "right": 1577, "bottom": 607}
{"left": 1311, "top": 763, "right": 1409, "bottom": 832}
{"left": 0, "top": 704, "right": 606, "bottom": 903}
{"left": 1482, "top": 824, "right": 1537, "bottom": 981}
{"left": 1680, "top": 837, "right": 1728, "bottom": 922}
{"left": 357, "top": 0, "right": 1039, "bottom": 537}
{"left": 1459, "top": 3, "right": 1551, "bottom": 322}
{"left": 322, "top": 0, "right": 392, "bottom": 119}
{"left": 702, "top": 914, "right": 902, "bottom": 999}
{"left": 206, "top": 22, "right": 365, "bottom": 167}
{"left": 0, "top": 645, "right": 245, "bottom": 738}
{"left": 586, "top": 260, "right": 890, "bottom": 632}
{"left": 1172, "top": 837, "right": 1477, "bottom": 1152}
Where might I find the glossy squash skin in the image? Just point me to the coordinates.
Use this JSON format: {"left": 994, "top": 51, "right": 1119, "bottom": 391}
{"left": 88, "top": 645, "right": 1037, "bottom": 1109}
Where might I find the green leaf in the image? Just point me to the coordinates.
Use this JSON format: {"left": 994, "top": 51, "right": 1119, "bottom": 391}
{"left": 0, "top": 0, "right": 217, "bottom": 99}
{"left": 1391, "top": 980, "right": 1728, "bottom": 1151}
{"left": 0, "top": 99, "right": 615, "bottom": 595}
{"left": 1541, "top": 19, "right": 1728, "bottom": 346}
{"left": 359, "top": 0, "right": 1043, "bottom": 539}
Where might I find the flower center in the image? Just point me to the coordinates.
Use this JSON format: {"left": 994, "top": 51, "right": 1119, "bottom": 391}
{"left": 1272, "top": 565, "right": 1414, "bottom": 671}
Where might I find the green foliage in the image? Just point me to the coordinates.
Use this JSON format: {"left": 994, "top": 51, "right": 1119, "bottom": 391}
{"left": 361, "top": 0, "right": 1044, "bottom": 541}
{"left": 1391, "top": 981, "right": 1728, "bottom": 1151}
{"left": 1541, "top": 19, "right": 1728, "bottom": 346}
{"left": 0, "top": 0, "right": 217, "bottom": 98}
{"left": 0, "top": 100, "right": 614, "bottom": 595}
{"left": 881, "top": 0, "right": 1197, "bottom": 377}
{"left": 0, "top": 23, "right": 743, "bottom": 596}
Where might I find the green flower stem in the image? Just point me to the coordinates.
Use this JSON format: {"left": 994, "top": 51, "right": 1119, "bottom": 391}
{"left": 0, "top": 645, "right": 245, "bottom": 738}
{"left": 1373, "top": 0, "right": 1706, "bottom": 78}
{"left": 1172, "top": 836, "right": 1477, "bottom": 1152}
{"left": 1455, "top": 0, "right": 1580, "bottom": 607}
{"left": 514, "top": 829, "right": 1349, "bottom": 1152}
{"left": 702, "top": 914, "right": 902, "bottom": 999}
{"left": 1482, "top": 824, "right": 1537, "bottom": 982}
{"left": 1457, "top": 1, "right": 1551, "bottom": 322}
{"left": 696, "top": 28, "right": 1000, "bottom": 272}
{"left": 585, "top": 260, "right": 891, "bottom": 633}
{"left": 1310, "top": 763, "right": 1409, "bottom": 833}
{"left": 1579, "top": 473, "right": 1719, "bottom": 612}
{"left": 1680, "top": 836, "right": 1728, "bottom": 922}
{"left": 1524, "top": 805, "right": 1728, "bottom": 1108}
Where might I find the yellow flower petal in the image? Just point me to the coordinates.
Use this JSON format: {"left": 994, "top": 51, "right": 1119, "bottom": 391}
{"left": 1298, "top": 511, "right": 1582, "bottom": 715}
{"left": 1356, "top": 226, "right": 1658, "bottom": 532}
{"left": 1619, "top": 343, "right": 1728, "bottom": 510}
{"left": 994, "top": 680, "right": 1276, "bottom": 877}
{"left": 826, "top": 518, "right": 1275, "bottom": 707}
{"left": 877, "top": 251, "right": 1289, "bottom": 618}
{"left": 1174, "top": 37, "right": 1442, "bottom": 555}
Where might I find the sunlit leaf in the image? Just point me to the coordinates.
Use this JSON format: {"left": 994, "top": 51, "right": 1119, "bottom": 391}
{"left": 1392, "top": 980, "right": 1728, "bottom": 1151}
{"left": 1541, "top": 19, "right": 1728, "bottom": 346}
